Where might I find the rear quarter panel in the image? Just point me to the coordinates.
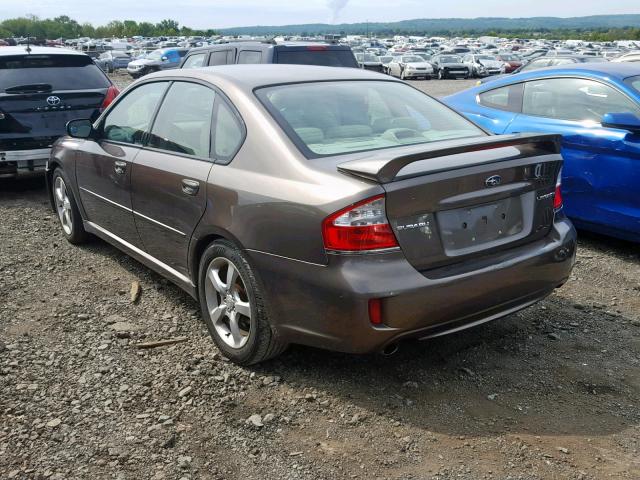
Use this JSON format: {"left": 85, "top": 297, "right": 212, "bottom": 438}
{"left": 190, "top": 80, "right": 382, "bottom": 267}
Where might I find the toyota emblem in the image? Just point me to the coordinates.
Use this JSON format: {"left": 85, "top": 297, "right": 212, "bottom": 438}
{"left": 46, "top": 96, "right": 61, "bottom": 106}
{"left": 485, "top": 175, "right": 502, "bottom": 187}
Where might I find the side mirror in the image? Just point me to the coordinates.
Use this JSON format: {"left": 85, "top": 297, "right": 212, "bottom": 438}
{"left": 66, "top": 119, "right": 94, "bottom": 139}
{"left": 602, "top": 112, "right": 640, "bottom": 134}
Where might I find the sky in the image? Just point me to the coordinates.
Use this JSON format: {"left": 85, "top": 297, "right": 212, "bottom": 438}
{"left": 3, "top": 0, "right": 640, "bottom": 29}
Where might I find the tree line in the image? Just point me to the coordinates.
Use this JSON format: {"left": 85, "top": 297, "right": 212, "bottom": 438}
{"left": 0, "top": 15, "right": 217, "bottom": 40}
{"left": 2, "top": 14, "right": 640, "bottom": 42}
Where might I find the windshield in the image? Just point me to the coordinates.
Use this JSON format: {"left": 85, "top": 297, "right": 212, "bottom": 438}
{"left": 625, "top": 76, "right": 640, "bottom": 94}
{"left": 499, "top": 55, "right": 518, "bottom": 61}
{"left": 439, "top": 56, "right": 461, "bottom": 63}
{"left": 402, "top": 56, "right": 423, "bottom": 63}
{"left": 256, "top": 81, "right": 484, "bottom": 158}
{"left": 0, "top": 54, "right": 109, "bottom": 91}
{"left": 363, "top": 54, "right": 379, "bottom": 62}
{"left": 582, "top": 57, "right": 607, "bottom": 63}
{"left": 146, "top": 50, "right": 163, "bottom": 61}
{"left": 477, "top": 55, "right": 497, "bottom": 61}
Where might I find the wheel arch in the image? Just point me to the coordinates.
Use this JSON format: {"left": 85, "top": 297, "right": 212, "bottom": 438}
{"left": 45, "top": 158, "right": 63, "bottom": 213}
{"left": 189, "top": 227, "right": 247, "bottom": 294}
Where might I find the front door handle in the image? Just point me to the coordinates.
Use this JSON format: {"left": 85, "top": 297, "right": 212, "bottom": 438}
{"left": 114, "top": 160, "right": 127, "bottom": 175}
{"left": 181, "top": 179, "right": 200, "bottom": 196}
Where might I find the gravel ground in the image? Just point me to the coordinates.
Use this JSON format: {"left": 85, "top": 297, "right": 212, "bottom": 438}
{"left": 1, "top": 73, "right": 639, "bottom": 480}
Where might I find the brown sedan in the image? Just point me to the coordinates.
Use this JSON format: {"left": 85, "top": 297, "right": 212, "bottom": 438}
{"left": 47, "top": 65, "right": 576, "bottom": 364}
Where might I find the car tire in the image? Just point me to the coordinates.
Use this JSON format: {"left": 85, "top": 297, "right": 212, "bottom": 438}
{"left": 52, "top": 168, "right": 89, "bottom": 245}
{"left": 198, "top": 240, "right": 287, "bottom": 365}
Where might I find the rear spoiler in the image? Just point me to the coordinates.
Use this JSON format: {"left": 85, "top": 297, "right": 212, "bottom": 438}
{"left": 337, "top": 133, "right": 562, "bottom": 183}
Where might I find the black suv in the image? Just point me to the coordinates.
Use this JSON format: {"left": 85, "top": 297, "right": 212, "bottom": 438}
{"left": 180, "top": 42, "right": 358, "bottom": 69}
{"left": 0, "top": 46, "right": 118, "bottom": 177}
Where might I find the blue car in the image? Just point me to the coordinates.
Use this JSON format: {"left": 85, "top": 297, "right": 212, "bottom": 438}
{"left": 127, "top": 48, "right": 189, "bottom": 78}
{"left": 444, "top": 63, "right": 640, "bottom": 242}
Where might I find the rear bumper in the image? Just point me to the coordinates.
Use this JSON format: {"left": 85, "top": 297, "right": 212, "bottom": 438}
{"left": 247, "top": 215, "right": 576, "bottom": 354}
{"left": 0, "top": 148, "right": 50, "bottom": 177}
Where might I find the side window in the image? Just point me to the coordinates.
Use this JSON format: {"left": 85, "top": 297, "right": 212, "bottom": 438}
{"left": 102, "top": 82, "right": 167, "bottom": 145}
{"left": 213, "top": 99, "right": 244, "bottom": 162}
{"left": 523, "top": 78, "right": 640, "bottom": 123}
{"left": 182, "top": 53, "right": 206, "bottom": 69}
{"left": 237, "top": 50, "right": 262, "bottom": 64}
{"left": 478, "top": 84, "right": 523, "bottom": 112}
{"left": 148, "top": 82, "right": 216, "bottom": 157}
{"left": 209, "top": 50, "right": 229, "bottom": 66}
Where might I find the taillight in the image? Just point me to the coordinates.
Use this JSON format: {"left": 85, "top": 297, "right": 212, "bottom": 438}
{"left": 101, "top": 85, "right": 120, "bottom": 110}
{"left": 553, "top": 167, "right": 563, "bottom": 210}
{"left": 322, "top": 194, "right": 399, "bottom": 251}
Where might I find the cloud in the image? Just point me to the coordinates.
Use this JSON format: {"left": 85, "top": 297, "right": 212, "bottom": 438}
{"left": 326, "top": 0, "right": 350, "bottom": 23}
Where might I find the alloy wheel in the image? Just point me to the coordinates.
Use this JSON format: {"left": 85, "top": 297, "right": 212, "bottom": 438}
{"left": 54, "top": 176, "right": 73, "bottom": 235}
{"left": 204, "top": 257, "right": 252, "bottom": 349}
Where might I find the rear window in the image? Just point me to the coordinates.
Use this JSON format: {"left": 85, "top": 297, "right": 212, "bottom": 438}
{"left": 0, "top": 54, "right": 109, "bottom": 91}
{"left": 256, "top": 80, "right": 483, "bottom": 158}
{"left": 275, "top": 49, "right": 358, "bottom": 68}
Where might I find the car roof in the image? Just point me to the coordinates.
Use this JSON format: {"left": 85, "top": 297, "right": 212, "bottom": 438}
{"left": 186, "top": 42, "right": 349, "bottom": 54}
{"left": 147, "top": 64, "right": 397, "bottom": 90}
{"left": 0, "top": 46, "right": 88, "bottom": 57}
{"left": 479, "top": 62, "right": 640, "bottom": 90}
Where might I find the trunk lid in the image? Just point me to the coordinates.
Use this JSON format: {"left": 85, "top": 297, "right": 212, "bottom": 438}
{"left": 0, "top": 89, "right": 106, "bottom": 144}
{"left": 338, "top": 133, "right": 563, "bottom": 271}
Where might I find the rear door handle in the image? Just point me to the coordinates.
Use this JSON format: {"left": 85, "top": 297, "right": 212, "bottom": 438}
{"left": 181, "top": 179, "right": 200, "bottom": 196}
{"left": 114, "top": 160, "right": 127, "bottom": 175}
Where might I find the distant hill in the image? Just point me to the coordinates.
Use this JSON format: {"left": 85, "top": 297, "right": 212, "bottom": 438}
{"left": 219, "top": 14, "right": 640, "bottom": 37}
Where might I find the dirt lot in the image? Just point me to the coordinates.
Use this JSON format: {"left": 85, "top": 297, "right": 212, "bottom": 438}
{"left": 1, "top": 76, "right": 639, "bottom": 480}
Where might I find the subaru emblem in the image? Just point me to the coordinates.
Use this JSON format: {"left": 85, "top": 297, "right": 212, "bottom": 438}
{"left": 485, "top": 175, "right": 502, "bottom": 187}
{"left": 46, "top": 96, "right": 61, "bottom": 106}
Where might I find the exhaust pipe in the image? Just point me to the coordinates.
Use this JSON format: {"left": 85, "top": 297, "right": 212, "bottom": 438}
{"left": 380, "top": 342, "right": 399, "bottom": 357}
